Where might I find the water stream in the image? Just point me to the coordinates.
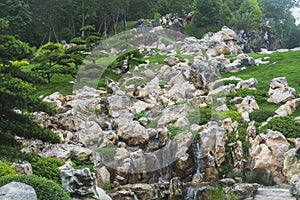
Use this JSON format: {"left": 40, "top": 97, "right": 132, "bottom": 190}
{"left": 192, "top": 142, "right": 202, "bottom": 174}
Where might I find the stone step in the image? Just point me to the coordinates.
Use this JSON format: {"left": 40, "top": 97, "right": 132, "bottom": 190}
{"left": 245, "top": 187, "right": 297, "bottom": 200}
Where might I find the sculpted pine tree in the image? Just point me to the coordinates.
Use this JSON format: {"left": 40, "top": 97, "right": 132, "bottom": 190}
{"left": 32, "top": 43, "right": 77, "bottom": 83}
{"left": 0, "top": 22, "right": 60, "bottom": 150}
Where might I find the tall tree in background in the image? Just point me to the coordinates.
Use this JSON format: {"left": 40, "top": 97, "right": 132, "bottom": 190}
{"left": 258, "top": 0, "right": 300, "bottom": 47}
{"left": 0, "top": 0, "right": 32, "bottom": 42}
{"left": 239, "top": 0, "right": 262, "bottom": 29}
{"left": 193, "top": 0, "right": 222, "bottom": 27}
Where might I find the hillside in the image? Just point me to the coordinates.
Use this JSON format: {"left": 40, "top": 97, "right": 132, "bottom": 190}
{"left": 1, "top": 27, "right": 296, "bottom": 200}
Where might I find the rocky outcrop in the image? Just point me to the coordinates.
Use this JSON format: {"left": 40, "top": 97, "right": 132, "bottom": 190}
{"left": 236, "top": 78, "right": 258, "bottom": 89}
{"left": 268, "top": 77, "right": 297, "bottom": 104}
{"left": 12, "top": 161, "right": 33, "bottom": 175}
{"left": 275, "top": 98, "right": 300, "bottom": 116}
{"left": 236, "top": 96, "right": 259, "bottom": 122}
{"left": 289, "top": 175, "right": 300, "bottom": 198}
{"left": 283, "top": 148, "right": 300, "bottom": 183}
{"left": 61, "top": 168, "right": 111, "bottom": 200}
{"left": 0, "top": 182, "right": 37, "bottom": 200}
{"left": 117, "top": 121, "right": 149, "bottom": 146}
{"left": 249, "top": 130, "right": 290, "bottom": 184}
{"left": 201, "top": 26, "right": 243, "bottom": 56}
{"left": 231, "top": 183, "right": 259, "bottom": 199}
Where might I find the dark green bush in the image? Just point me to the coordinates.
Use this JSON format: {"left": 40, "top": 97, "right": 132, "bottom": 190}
{"left": 0, "top": 145, "right": 39, "bottom": 162}
{"left": 249, "top": 110, "right": 275, "bottom": 122}
{"left": 227, "top": 88, "right": 268, "bottom": 104}
{"left": 0, "top": 175, "right": 71, "bottom": 200}
{"left": 31, "top": 157, "right": 64, "bottom": 184}
{"left": 260, "top": 116, "right": 300, "bottom": 138}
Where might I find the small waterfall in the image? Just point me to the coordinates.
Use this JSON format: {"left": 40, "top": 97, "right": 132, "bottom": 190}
{"left": 106, "top": 121, "right": 112, "bottom": 131}
{"left": 152, "top": 153, "right": 162, "bottom": 183}
{"left": 192, "top": 142, "right": 201, "bottom": 174}
{"left": 200, "top": 73, "right": 207, "bottom": 88}
{"left": 185, "top": 187, "right": 199, "bottom": 200}
{"left": 133, "top": 193, "right": 139, "bottom": 200}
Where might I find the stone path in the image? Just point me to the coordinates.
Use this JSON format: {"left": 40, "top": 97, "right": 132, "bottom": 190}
{"left": 246, "top": 186, "right": 296, "bottom": 200}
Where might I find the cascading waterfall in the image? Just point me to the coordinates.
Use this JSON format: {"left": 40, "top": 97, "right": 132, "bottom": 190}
{"left": 185, "top": 187, "right": 199, "bottom": 200}
{"left": 133, "top": 193, "right": 139, "bottom": 200}
{"left": 200, "top": 73, "right": 207, "bottom": 88}
{"left": 152, "top": 153, "right": 163, "bottom": 183}
{"left": 192, "top": 142, "right": 202, "bottom": 174}
{"left": 184, "top": 142, "right": 204, "bottom": 200}
{"left": 106, "top": 121, "right": 112, "bottom": 131}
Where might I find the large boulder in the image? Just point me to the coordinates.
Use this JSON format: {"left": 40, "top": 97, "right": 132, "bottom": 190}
{"left": 236, "top": 96, "right": 259, "bottom": 113}
{"left": 106, "top": 95, "right": 131, "bottom": 118}
{"left": 61, "top": 168, "right": 100, "bottom": 200}
{"left": 236, "top": 78, "right": 258, "bottom": 89}
{"left": 200, "top": 122, "right": 227, "bottom": 168}
{"left": 283, "top": 148, "right": 300, "bottom": 183}
{"left": 117, "top": 121, "right": 149, "bottom": 146}
{"left": 268, "top": 77, "right": 297, "bottom": 104}
{"left": 249, "top": 130, "right": 290, "bottom": 184}
{"left": 0, "top": 182, "right": 37, "bottom": 200}
{"left": 157, "top": 104, "right": 190, "bottom": 128}
{"left": 12, "top": 162, "right": 32, "bottom": 175}
{"left": 275, "top": 98, "right": 300, "bottom": 116}
{"left": 95, "top": 166, "right": 110, "bottom": 188}
{"left": 201, "top": 26, "right": 242, "bottom": 56}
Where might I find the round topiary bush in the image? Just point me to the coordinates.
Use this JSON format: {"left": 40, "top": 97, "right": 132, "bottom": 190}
{"left": 0, "top": 175, "right": 71, "bottom": 200}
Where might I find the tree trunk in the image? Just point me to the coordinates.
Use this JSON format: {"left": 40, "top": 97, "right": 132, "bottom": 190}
{"left": 113, "top": 10, "right": 120, "bottom": 35}
{"left": 81, "top": 1, "right": 85, "bottom": 37}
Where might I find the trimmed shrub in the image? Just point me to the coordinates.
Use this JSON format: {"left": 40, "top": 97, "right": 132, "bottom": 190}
{"left": 0, "top": 175, "right": 71, "bottom": 200}
{"left": 260, "top": 116, "right": 300, "bottom": 138}
{"left": 31, "top": 157, "right": 64, "bottom": 184}
{"left": 249, "top": 110, "right": 275, "bottom": 122}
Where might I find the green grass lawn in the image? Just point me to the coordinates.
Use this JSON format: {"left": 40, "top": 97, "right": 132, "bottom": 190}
{"left": 222, "top": 51, "right": 300, "bottom": 93}
{"left": 222, "top": 50, "right": 300, "bottom": 114}
{"left": 22, "top": 64, "right": 75, "bottom": 98}
{"left": 22, "top": 50, "right": 300, "bottom": 105}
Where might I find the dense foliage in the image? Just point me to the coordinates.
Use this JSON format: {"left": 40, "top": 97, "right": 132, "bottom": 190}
{"left": 0, "top": 175, "right": 71, "bottom": 200}
{"left": 260, "top": 116, "right": 300, "bottom": 138}
{"left": 0, "top": 0, "right": 299, "bottom": 48}
{"left": 0, "top": 162, "right": 17, "bottom": 177}
{"left": 0, "top": 21, "right": 61, "bottom": 151}
{"left": 31, "top": 157, "right": 64, "bottom": 184}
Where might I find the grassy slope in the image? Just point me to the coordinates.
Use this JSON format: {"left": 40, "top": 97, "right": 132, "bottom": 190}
{"left": 222, "top": 51, "right": 300, "bottom": 114}
{"left": 22, "top": 64, "right": 75, "bottom": 98}
{"left": 23, "top": 50, "right": 300, "bottom": 109}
